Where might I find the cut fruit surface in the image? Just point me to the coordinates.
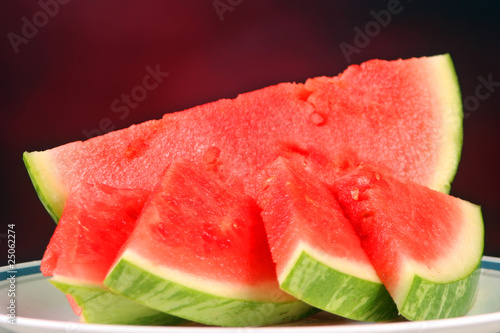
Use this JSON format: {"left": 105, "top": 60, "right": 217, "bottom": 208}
{"left": 332, "top": 166, "right": 484, "bottom": 320}
{"left": 256, "top": 157, "right": 398, "bottom": 322}
{"left": 24, "top": 54, "right": 462, "bottom": 221}
{"left": 25, "top": 53, "right": 478, "bottom": 326}
{"left": 41, "top": 183, "right": 150, "bottom": 283}
{"left": 41, "top": 183, "right": 180, "bottom": 325}
{"left": 105, "top": 159, "right": 314, "bottom": 326}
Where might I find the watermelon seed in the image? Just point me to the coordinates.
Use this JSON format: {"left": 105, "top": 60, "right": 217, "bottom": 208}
{"left": 351, "top": 187, "right": 359, "bottom": 200}
{"left": 203, "top": 146, "right": 221, "bottom": 164}
{"left": 261, "top": 177, "right": 275, "bottom": 191}
{"left": 308, "top": 112, "right": 326, "bottom": 126}
{"left": 362, "top": 211, "right": 374, "bottom": 218}
{"left": 305, "top": 195, "right": 317, "bottom": 206}
{"left": 358, "top": 176, "right": 371, "bottom": 186}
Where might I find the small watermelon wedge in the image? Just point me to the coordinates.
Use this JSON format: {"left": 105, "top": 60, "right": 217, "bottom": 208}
{"left": 256, "top": 157, "right": 398, "bottom": 321}
{"left": 41, "top": 183, "right": 182, "bottom": 325}
{"left": 24, "top": 54, "right": 462, "bottom": 222}
{"left": 104, "top": 159, "right": 315, "bottom": 327}
{"left": 332, "top": 167, "right": 484, "bottom": 320}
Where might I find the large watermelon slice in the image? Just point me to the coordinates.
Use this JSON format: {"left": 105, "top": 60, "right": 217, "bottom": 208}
{"left": 104, "top": 159, "right": 315, "bottom": 326}
{"left": 332, "top": 166, "right": 484, "bottom": 320}
{"left": 24, "top": 54, "right": 462, "bottom": 222}
{"left": 41, "top": 182, "right": 181, "bottom": 325}
{"left": 256, "top": 157, "right": 398, "bottom": 321}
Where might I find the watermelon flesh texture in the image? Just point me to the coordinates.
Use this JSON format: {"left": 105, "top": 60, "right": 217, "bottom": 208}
{"left": 23, "top": 54, "right": 462, "bottom": 222}
{"left": 105, "top": 159, "right": 315, "bottom": 327}
{"left": 41, "top": 183, "right": 149, "bottom": 282}
{"left": 41, "top": 183, "right": 181, "bottom": 325}
{"left": 332, "top": 167, "right": 484, "bottom": 320}
{"left": 256, "top": 157, "right": 398, "bottom": 322}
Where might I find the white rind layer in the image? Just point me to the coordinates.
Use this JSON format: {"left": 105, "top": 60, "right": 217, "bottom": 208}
{"left": 24, "top": 150, "right": 68, "bottom": 220}
{"left": 52, "top": 275, "right": 104, "bottom": 289}
{"left": 118, "top": 249, "right": 297, "bottom": 302}
{"left": 428, "top": 54, "right": 463, "bottom": 193}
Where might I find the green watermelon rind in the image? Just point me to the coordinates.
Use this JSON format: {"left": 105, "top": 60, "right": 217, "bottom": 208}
{"left": 280, "top": 250, "right": 399, "bottom": 322}
{"left": 429, "top": 53, "right": 463, "bottom": 193}
{"left": 104, "top": 257, "right": 318, "bottom": 327}
{"left": 398, "top": 200, "right": 484, "bottom": 321}
{"left": 50, "top": 279, "right": 183, "bottom": 325}
{"left": 400, "top": 264, "right": 481, "bottom": 321}
{"left": 23, "top": 151, "right": 66, "bottom": 222}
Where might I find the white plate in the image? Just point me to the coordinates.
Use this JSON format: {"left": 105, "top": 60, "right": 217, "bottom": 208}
{"left": 1, "top": 257, "right": 500, "bottom": 333}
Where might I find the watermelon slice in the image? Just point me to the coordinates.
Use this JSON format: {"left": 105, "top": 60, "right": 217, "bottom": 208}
{"left": 104, "top": 160, "right": 315, "bottom": 327}
{"left": 332, "top": 167, "right": 484, "bottom": 320}
{"left": 256, "top": 157, "right": 398, "bottom": 321}
{"left": 41, "top": 182, "right": 181, "bottom": 325}
{"left": 24, "top": 54, "right": 462, "bottom": 222}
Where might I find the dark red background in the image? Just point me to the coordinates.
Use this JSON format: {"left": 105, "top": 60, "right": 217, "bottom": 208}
{"left": 1, "top": 0, "right": 499, "bottom": 266}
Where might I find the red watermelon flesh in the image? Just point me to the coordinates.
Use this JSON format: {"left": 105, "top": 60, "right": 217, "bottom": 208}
{"left": 255, "top": 157, "right": 398, "bottom": 321}
{"left": 39, "top": 183, "right": 184, "bottom": 326}
{"left": 332, "top": 166, "right": 484, "bottom": 319}
{"left": 257, "top": 157, "right": 373, "bottom": 279}
{"left": 121, "top": 159, "right": 278, "bottom": 286}
{"left": 103, "top": 159, "right": 314, "bottom": 326}
{"left": 24, "top": 54, "right": 462, "bottom": 221}
{"left": 104, "top": 160, "right": 316, "bottom": 326}
{"left": 66, "top": 295, "right": 83, "bottom": 316}
{"left": 41, "top": 183, "right": 151, "bottom": 283}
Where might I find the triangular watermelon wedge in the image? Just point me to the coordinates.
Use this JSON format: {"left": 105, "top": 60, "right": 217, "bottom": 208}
{"left": 41, "top": 183, "right": 182, "bottom": 325}
{"left": 104, "top": 159, "right": 315, "bottom": 327}
{"left": 24, "top": 54, "right": 462, "bottom": 222}
{"left": 256, "top": 157, "right": 399, "bottom": 321}
{"left": 332, "top": 166, "right": 484, "bottom": 320}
